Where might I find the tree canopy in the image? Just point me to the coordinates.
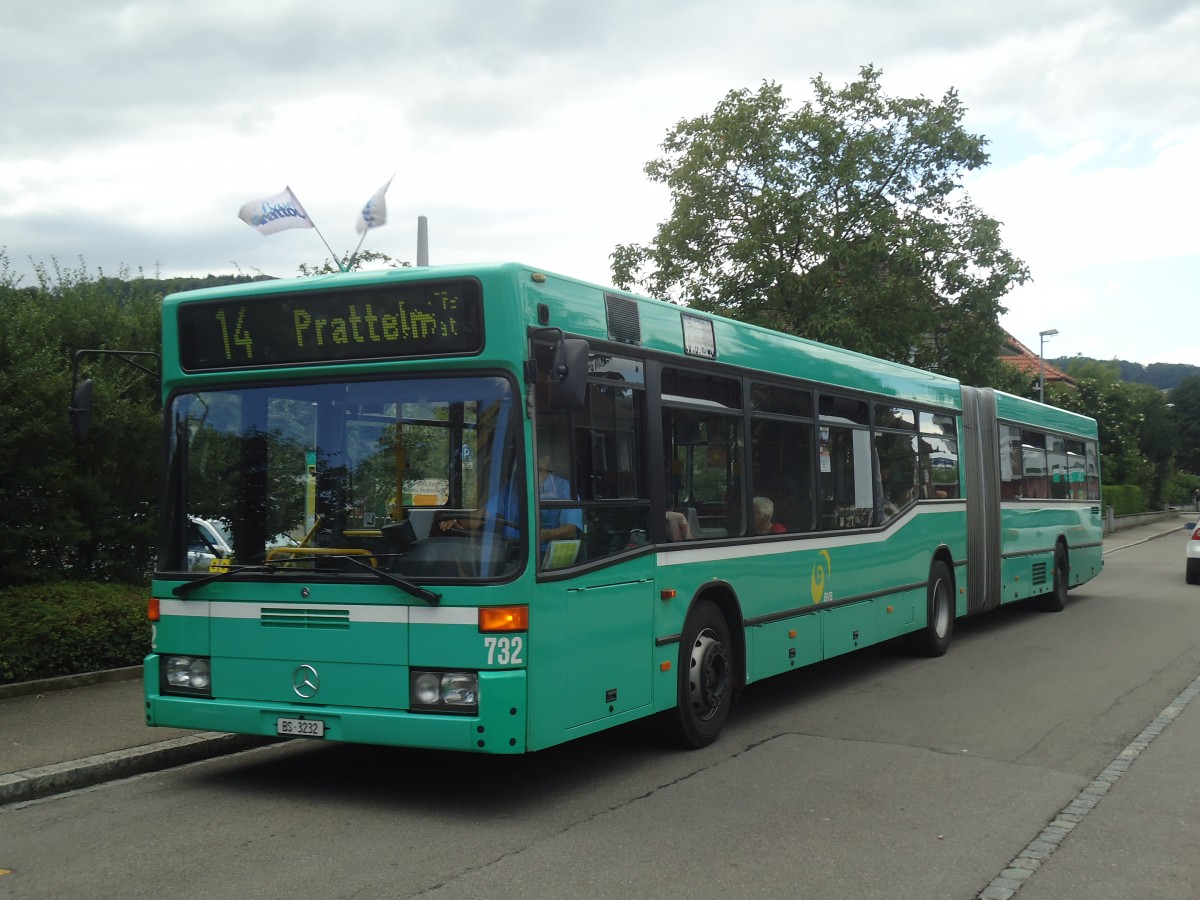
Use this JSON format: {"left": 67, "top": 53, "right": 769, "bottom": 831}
{"left": 0, "top": 254, "right": 163, "bottom": 584}
{"left": 1053, "top": 357, "right": 1200, "bottom": 392}
{"left": 612, "top": 66, "right": 1029, "bottom": 388}
{"left": 1170, "top": 375, "right": 1200, "bottom": 477}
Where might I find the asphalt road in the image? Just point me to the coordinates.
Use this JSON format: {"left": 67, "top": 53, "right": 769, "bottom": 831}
{"left": 2, "top": 529, "right": 1197, "bottom": 899}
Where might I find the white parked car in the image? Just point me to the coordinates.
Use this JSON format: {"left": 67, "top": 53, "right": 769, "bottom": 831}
{"left": 1187, "top": 522, "right": 1200, "bottom": 585}
{"left": 187, "top": 517, "right": 233, "bottom": 571}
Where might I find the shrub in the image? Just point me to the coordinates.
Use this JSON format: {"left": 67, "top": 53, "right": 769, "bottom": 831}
{"left": 0, "top": 581, "right": 150, "bottom": 684}
{"left": 1167, "top": 472, "right": 1200, "bottom": 508}
{"left": 1102, "top": 484, "right": 1146, "bottom": 517}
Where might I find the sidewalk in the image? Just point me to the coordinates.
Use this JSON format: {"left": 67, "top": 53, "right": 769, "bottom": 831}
{"left": 0, "top": 669, "right": 268, "bottom": 805}
{"left": 2, "top": 520, "right": 1196, "bottom": 899}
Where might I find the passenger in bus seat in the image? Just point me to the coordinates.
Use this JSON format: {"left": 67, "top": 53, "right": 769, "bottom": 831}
{"left": 665, "top": 505, "right": 692, "bottom": 541}
{"left": 753, "top": 496, "right": 787, "bottom": 534}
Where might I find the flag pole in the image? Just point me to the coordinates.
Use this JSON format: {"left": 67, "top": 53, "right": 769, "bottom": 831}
{"left": 309, "top": 221, "right": 346, "bottom": 273}
{"left": 345, "top": 228, "right": 370, "bottom": 272}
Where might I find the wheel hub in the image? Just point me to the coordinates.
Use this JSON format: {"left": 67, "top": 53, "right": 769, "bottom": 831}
{"left": 689, "top": 629, "right": 729, "bottom": 719}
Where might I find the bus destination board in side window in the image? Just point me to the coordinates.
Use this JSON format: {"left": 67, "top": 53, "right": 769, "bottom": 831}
{"left": 177, "top": 279, "right": 483, "bottom": 370}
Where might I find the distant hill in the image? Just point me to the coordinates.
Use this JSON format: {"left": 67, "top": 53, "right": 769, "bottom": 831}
{"left": 1051, "top": 357, "right": 1200, "bottom": 391}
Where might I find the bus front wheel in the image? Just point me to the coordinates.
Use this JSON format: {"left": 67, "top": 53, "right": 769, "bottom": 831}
{"left": 669, "top": 600, "right": 734, "bottom": 749}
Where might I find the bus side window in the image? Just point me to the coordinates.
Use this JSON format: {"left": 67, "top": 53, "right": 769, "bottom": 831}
{"left": 918, "top": 412, "right": 960, "bottom": 500}
{"left": 1020, "top": 430, "right": 1048, "bottom": 499}
{"left": 1085, "top": 442, "right": 1101, "bottom": 500}
{"left": 819, "top": 424, "right": 872, "bottom": 529}
{"left": 662, "top": 367, "right": 746, "bottom": 540}
{"left": 537, "top": 355, "right": 652, "bottom": 567}
{"left": 999, "top": 425, "right": 1023, "bottom": 499}
{"left": 664, "top": 408, "right": 744, "bottom": 539}
{"left": 751, "top": 416, "right": 814, "bottom": 533}
{"left": 874, "top": 432, "right": 918, "bottom": 523}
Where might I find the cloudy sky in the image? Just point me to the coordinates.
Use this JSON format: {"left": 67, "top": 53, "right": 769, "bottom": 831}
{"left": 2, "top": 0, "right": 1196, "bottom": 366}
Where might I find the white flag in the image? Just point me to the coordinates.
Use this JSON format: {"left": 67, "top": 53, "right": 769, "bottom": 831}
{"left": 237, "top": 186, "right": 314, "bottom": 235}
{"left": 355, "top": 177, "right": 393, "bottom": 234}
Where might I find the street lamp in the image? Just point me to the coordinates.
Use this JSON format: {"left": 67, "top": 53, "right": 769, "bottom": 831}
{"left": 1038, "top": 328, "right": 1059, "bottom": 403}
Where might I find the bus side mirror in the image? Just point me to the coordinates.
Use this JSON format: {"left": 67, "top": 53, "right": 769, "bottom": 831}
{"left": 548, "top": 338, "right": 588, "bottom": 410}
{"left": 70, "top": 378, "right": 93, "bottom": 442}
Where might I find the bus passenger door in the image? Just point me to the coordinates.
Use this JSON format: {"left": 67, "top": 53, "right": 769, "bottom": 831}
{"left": 528, "top": 344, "right": 657, "bottom": 746}
{"left": 567, "top": 576, "right": 655, "bottom": 726}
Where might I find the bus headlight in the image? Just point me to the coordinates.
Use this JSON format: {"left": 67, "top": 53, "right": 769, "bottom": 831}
{"left": 412, "top": 672, "right": 443, "bottom": 705}
{"left": 161, "top": 655, "right": 212, "bottom": 696}
{"left": 410, "top": 670, "right": 478, "bottom": 713}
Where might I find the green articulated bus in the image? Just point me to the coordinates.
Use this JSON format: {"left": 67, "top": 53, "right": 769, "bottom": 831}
{"left": 143, "top": 262, "right": 1103, "bottom": 752}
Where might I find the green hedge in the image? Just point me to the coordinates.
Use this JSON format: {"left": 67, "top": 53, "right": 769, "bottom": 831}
{"left": 0, "top": 582, "right": 150, "bottom": 684}
{"left": 1102, "top": 484, "right": 1147, "bottom": 517}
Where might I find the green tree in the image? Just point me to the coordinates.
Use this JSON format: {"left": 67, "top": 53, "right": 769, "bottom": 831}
{"left": 1170, "top": 376, "right": 1200, "bottom": 476}
{"left": 1130, "top": 381, "right": 1178, "bottom": 505}
{"left": 612, "top": 66, "right": 1029, "bottom": 387}
{"left": 0, "top": 252, "right": 161, "bottom": 584}
{"left": 1049, "top": 360, "right": 1178, "bottom": 505}
{"left": 298, "top": 249, "right": 408, "bottom": 276}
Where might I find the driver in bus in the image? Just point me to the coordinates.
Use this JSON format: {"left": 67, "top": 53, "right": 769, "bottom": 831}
{"left": 537, "top": 454, "right": 583, "bottom": 548}
{"left": 436, "top": 454, "right": 582, "bottom": 547}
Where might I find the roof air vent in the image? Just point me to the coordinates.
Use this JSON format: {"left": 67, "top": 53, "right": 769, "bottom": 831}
{"left": 605, "top": 294, "right": 641, "bottom": 345}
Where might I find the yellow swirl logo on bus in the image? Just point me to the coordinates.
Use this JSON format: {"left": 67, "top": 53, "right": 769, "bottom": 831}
{"left": 810, "top": 549, "right": 832, "bottom": 604}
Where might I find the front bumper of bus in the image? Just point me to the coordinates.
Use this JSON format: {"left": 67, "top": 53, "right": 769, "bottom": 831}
{"left": 143, "top": 655, "right": 528, "bottom": 754}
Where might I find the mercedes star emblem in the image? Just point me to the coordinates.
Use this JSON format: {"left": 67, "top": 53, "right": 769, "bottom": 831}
{"left": 292, "top": 664, "right": 320, "bottom": 699}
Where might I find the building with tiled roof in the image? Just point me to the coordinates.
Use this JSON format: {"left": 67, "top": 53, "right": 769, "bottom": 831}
{"left": 999, "top": 332, "right": 1074, "bottom": 386}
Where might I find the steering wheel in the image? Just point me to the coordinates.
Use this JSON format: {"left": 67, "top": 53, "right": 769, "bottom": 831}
{"left": 438, "top": 512, "right": 518, "bottom": 537}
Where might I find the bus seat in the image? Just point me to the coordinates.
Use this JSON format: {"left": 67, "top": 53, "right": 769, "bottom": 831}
{"left": 408, "top": 508, "right": 437, "bottom": 540}
{"left": 686, "top": 507, "right": 726, "bottom": 539}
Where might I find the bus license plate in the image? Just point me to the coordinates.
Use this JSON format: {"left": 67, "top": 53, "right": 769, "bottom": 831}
{"left": 276, "top": 717, "right": 325, "bottom": 738}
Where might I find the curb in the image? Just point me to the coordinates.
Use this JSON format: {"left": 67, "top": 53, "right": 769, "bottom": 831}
{"left": 1103, "top": 523, "right": 1186, "bottom": 556}
{"left": 0, "top": 665, "right": 143, "bottom": 700}
{"left": 0, "top": 732, "right": 274, "bottom": 806}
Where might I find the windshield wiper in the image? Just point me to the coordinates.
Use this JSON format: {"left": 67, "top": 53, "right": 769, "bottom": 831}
{"left": 171, "top": 564, "right": 273, "bottom": 598}
{"left": 338, "top": 554, "right": 442, "bottom": 605}
{"left": 170, "top": 557, "right": 442, "bottom": 606}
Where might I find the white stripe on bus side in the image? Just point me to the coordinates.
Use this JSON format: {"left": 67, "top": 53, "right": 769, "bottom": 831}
{"left": 157, "top": 599, "right": 479, "bottom": 626}
{"left": 656, "top": 503, "right": 967, "bottom": 567}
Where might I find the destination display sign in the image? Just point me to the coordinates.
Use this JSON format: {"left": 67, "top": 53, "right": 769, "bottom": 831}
{"left": 177, "top": 279, "right": 483, "bottom": 370}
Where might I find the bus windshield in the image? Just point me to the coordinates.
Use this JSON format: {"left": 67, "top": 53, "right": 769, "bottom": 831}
{"left": 161, "top": 374, "right": 523, "bottom": 582}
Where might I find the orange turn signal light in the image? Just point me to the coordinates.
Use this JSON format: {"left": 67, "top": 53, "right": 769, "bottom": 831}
{"left": 479, "top": 605, "right": 528, "bottom": 633}
{"left": 148, "top": 597, "right": 160, "bottom": 622}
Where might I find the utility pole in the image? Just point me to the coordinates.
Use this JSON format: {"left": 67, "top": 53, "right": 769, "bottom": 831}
{"left": 1039, "top": 329, "right": 1058, "bottom": 403}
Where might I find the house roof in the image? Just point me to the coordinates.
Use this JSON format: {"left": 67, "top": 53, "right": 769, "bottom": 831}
{"left": 999, "top": 333, "right": 1074, "bottom": 384}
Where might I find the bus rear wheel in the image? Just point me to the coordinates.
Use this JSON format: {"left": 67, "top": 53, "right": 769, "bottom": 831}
{"left": 669, "top": 600, "right": 734, "bottom": 748}
{"left": 1039, "top": 545, "right": 1069, "bottom": 612}
{"left": 915, "top": 559, "right": 954, "bottom": 657}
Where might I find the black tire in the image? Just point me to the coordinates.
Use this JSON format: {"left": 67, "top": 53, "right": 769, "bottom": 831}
{"left": 915, "top": 559, "right": 954, "bottom": 657}
{"left": 668, "top": 600, "right": 735, "bottom": 749}
{"left": 1039, "top": 544, "right": 1069, "bottom": 612}
{"left": 1187, "top": 558, "right": 1200, "bottom": 585}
